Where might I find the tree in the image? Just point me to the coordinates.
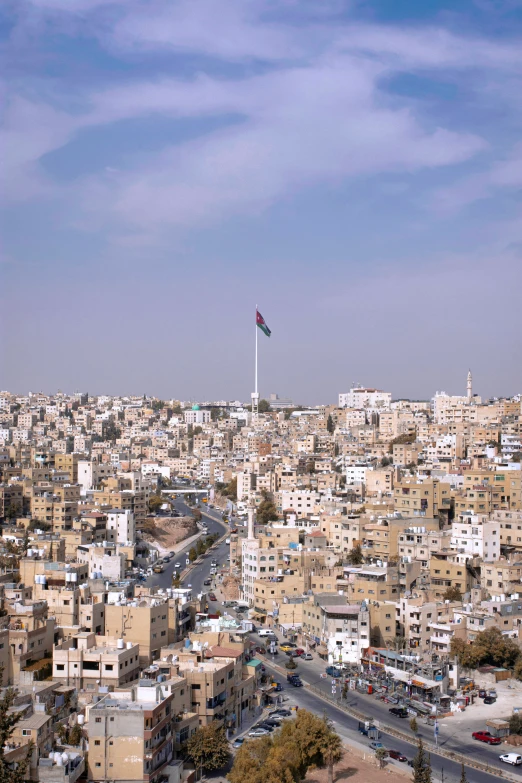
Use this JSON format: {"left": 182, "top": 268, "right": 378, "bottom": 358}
{"left": 196, "top": 538, "right": 205, "bottom": 556}
{"left": 451, "top": 626, "right": 521, "bottom": 670}
{"left": 409, "top": 717, "right": 418, "bottom": 734}
{"left": 257, "top": 491, "right": 279, "bottom": 525}
{"left": 172, "top": 573, "right": 181, "bottom": 588}
{"left": 0, "top": 677, "right": 33, "bottom": 783}
{"left": 188, "top": 547, "right": 197, "bottom": 563}
{"left": 193, "top": 508, "right": 202, "bottom": 523}
{"left": 327, "top": 414, "right": 334, "bottom": 434}
{"left": 380, "top": 456, "right": 392, "bottom": 467}
{"left": 346, "top": 544, "right": 364, "bottom": 565}
{"left": 228, "top": 735, "right": 273, "bottom": 783}
{"left": 68, "top": 724, "right": 83, "bottom": 746}
{"left": 411, "top": 738, "right": 431, "bottom": 783}
{"left": 285, "top": 657, "right": 297, "bottom": 670}
{"left": 183, "top": 722, "right": 229, "bottom": 779}
{"left": 221, "top": 477, "right": 237, "bottom": 501}
{"left": 459, "top": 762, "right": 468, "bottom": 783}
{"left": 258, "top": 399, "right": 271, "bottom": 413}
{"left": 509, "top": 712, "right": 522, "bottom": 735}
{"left": 375, "top": 747, "right": 387, "bottom": 769}
{"left": 442, "top": 585, "right": 462, "bottom": 602}
{"left": 148, "top": 495, "right": 163, "bottom": 513}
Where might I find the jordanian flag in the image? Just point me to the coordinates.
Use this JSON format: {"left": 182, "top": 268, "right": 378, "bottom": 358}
{"left": 256, "top": 310, "right": 271, "bottom": 337}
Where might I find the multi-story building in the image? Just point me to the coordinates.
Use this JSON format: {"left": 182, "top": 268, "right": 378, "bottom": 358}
{"left": 104, "top": 596, "right": 169, "bottom": 666}
{"left": 53, "top": 632, "right": 140, "bottom": 687}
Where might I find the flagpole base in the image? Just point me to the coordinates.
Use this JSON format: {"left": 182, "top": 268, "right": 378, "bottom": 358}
{"left": 251, "top": 392, "right": 259, "bottom": 421}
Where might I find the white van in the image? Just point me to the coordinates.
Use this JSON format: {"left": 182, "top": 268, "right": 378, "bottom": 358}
{"left": 500, "top": 753, "right": 522, "bottom": 766}
{"left": 258, "top": 629, "right": 277, "bottom": 638}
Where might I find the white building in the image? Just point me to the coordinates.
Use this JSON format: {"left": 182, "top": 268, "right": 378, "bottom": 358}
{"left": 322, "top": 603, "right": 370, "bottom": 665}
{"left": 184, "top": 406, "right": 211, "bottom": 425}
{"left": 346, "top": 464, "right": 370, "bottom": 486}
{"left": 338, "top": 387, "right": 391, "bottom": 410}
{"left": 106, "top": 509, "right": 135, "bottom": 545}
{"left": 451, "top": 515, "right": 500, "bottom": 562}
{"left": 77, "top": 460, "right": 114, "bottom": 493}
{"left": 277, "top": 490, "right": 320, "bottom": 516}
{"left": 77, "top": 544, "right": 126, "bottom": 580}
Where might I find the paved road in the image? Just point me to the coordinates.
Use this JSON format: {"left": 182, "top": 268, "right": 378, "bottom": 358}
{"left": 247, "top": 627, "right": 520, "bottom": 783}
{"left": 145, "top": 499, "right": 229, "bottom": 592}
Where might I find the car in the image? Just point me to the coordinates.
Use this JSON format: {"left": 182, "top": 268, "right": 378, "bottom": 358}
{"left": 232, "top": 738, "right": 244, "bottom": 749}
{"left": 499, "top": 753, "right": 522, "bottom": 766}
{"left": 472, "top": 731, "right": 501, "bottom": 745}
{"left": 255, "top": 723, "right": 274, "bottom": 732}
{"left": 255, "top": 646, "right": 267, "bottom": 654}
{"left": 203, "top": 579, "right": 211, "bottom": 586}
{"left": 301, "top": 653, "right": 313, "bottom": 661}
{"left": 483, "top": 696, "right": 496, "bottom": 704}
{"left": 369, "top": 742, "right": 385, "bottom": 752}
{"left": 285, "top": 650, "right": 299, "bottom": 657}
{"left": 249, "top": 728, "right": 269, "bottom": 737}
{"left": 274, "top": 683, "right": 283, "bottom": 692}
{"left": 294, "top": 648, "right": 305, "bottom": 656}
{"left": 289, "top": 679, "right": 303, "bottom": 687}
{"left": 261, "top": 720, "right": 281, "bottom": 728}
{"left": 280, "top": 643, "right": 297, "bottom": 651}
{"left": 389, "top": 707, "right": 408, "bottom": 718}
{"left": 187, "top": 583, "right": 192, "bottom": 588}
{"left": 270, "top": 709, "right": 292, "bottom": 717}
{"left": 208, "top": 593, "right": 217, "bottom": 601}
{"left": 174, "top": 562, "right": 181, "bottom": 569}
{"left": 388, "top": 750, "right": 407, "bottom": 762}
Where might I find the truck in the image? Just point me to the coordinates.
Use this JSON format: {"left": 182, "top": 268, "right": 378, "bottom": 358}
{"left": 153, "top": 563, "right": 164, "bottom": 574}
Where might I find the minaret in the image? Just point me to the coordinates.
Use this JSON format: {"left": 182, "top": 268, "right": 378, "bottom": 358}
{"left": 467, "top": 369, "right": 472, "bottom": 402}
{"left": 247, "top": 498, "right": 255, "bottom": 540}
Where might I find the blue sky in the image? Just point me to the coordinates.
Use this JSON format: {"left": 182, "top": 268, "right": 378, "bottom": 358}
{"left": 1, "top": 0, "right": 521, "bottom": 404}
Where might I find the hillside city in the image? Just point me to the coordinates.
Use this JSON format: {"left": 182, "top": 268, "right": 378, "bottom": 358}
{"left": 0, "top": 377, "right": 522, "bottom": 783}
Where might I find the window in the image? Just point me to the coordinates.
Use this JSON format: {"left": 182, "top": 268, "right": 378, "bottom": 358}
{"left": 95, "top": 718, "right": 102, "bottom": 723}
{"left": 56, "top": 664, "right": 65, "bottom": 671}
{"left": 94, "top": 740, "right": 100, "bottom": 746}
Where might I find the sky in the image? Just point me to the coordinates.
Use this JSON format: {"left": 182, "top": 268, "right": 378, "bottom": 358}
{"left": 1, "top": 0, "right": 522, "bottom": 405}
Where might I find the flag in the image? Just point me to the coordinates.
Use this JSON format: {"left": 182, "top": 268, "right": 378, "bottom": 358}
{"left": 256, "top": 310, "right": 271, "bottom": 337}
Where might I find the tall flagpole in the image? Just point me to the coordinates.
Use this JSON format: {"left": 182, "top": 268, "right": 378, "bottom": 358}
{"left": 252, "top": 304, "right": 259, "bottom": 422}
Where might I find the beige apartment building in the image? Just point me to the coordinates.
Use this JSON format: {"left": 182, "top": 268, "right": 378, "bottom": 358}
{"left": 341, "top": 565, "right": 400, "bottom": 602}
{"left": 482, "top": 561, "right": 522, "bottom": 597}
{"left": 105, "top": 597, "right": 169, "bottom": 666}
{"left": 360, "top": 516, "right": 440, "bottom": 561}
{"left": 394, "top": 478, "right": 452, "bottom": 520}
{"left": 88, "top": 681, "right": 194, "bottom": 783}
{"left": 429, "top": 551, "right": 476, "bottom": 599}
{"left": 53, "top": 632, "right": 140, "bottom": 687}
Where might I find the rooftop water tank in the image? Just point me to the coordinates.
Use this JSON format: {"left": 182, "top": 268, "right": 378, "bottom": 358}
{"left": 117, "top": 639, "right": 125, "bottom": 649}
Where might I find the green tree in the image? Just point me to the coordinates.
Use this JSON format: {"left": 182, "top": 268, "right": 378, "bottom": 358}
{"left": 258, "top": 399, "right": 271, "bottom": 413}
{"left": 409, "top": 717, "right": 418, "bottom": 734}
{"left": 0, "top": 680, "right": 33, "bottom": 783}
{"left": 346, "top": 544, "right": 364, "bottom": 565}
{"left": 285, "top": 657, "right": 297, "bottom": 670}
{"left": 183, "top": 722, "right": 229, "bottom": 779}
{"left": 148, "top": 495, "right": 163, "bottom": 513}
{"left": 411, "top": 738, "right": 431, "bottom": 783}
{"left": 375, "top": 747, "right": 387, "bottom": 769}
{"left": 256, "top": 491, "right": 278, "bottom": 525}
{"left": 327, "top": 414, "right": 334, "bottom": 434}
{"left": 451, "top": 626, "right": 521, "bottom": 670}
{"left": 442, "top": 585, "right": 462, "bottom": 602}
{"left": 510, "top": 713, "right": 522, "bottom": 735}
{"left": 172, "top": 573, "right": 181, "bottom": 588}
{"left": 222, "top": 477, "right": 237, "bottom": 501}
{"left": 68, "top": 724, "right": 83, "bottom": 746}
{"left": 188, "top": 547, "right": 197, "bottom": 563}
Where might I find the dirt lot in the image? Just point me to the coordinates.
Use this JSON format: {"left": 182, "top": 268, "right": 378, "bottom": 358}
{"left": 304, "top": 749, "right": 410, "bottom": 783}
{"left": 140, "top": 515, "right": 197, "bottom": 553}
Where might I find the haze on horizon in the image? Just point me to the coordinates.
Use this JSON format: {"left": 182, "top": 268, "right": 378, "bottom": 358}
{"left": 1, "top": 0, "right": 521, "bottom": 403}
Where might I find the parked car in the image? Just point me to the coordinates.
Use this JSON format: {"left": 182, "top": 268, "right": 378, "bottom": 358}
{"left": 295, "top": 649, "right": 305, "bottom": 656}
{"left": 270, "top": 709, "right": 292, "bottom": 717}
{"left": 262, "top": 720, "right": 281, "bottom": 728}
{"left": 232, "top": 738, "right": 244, "bottom": 749}
{"left": 388, "top": 750, "right": 407, "bottom": 762}
{"left": 389, "top": 707, "right": 408, "bottom": 718}
{"left": 256, "top": 723, "right": 274, "bottom": 732}
{"left": 208, "top": 592, "right": 217, "bottom": 601}
{"left": 249, "top": 728, "right": 269, "bottom": 737}
{"left": 274, "top": 683, "right": 283, "bottom": 692}
{"left": 203, "top": 579, "right": 211, "bottom": 586}
{"left": 369, "top": 742, "right": 385, "bottom": 752}
{"left": 472, "top": 731, "right": 501, "bottom": 745}
{"left": 484, "top": 696, "right": 496, "bottom": 704}
{"left": 499, "top": 753, "right": 522, "bottom": 765}
{"left": 478, "top": 689, "right": 487, "bottom": 698}
{"left": 255, "top": 646, "right": 267, "bottom": 654}
{"left": 285, "top": 650, "right": 299, "bottom": 657}
{"left": 280, "top": 643, "right": 297, "bottom": 651}
{"left": 301, "top": 653, "right": 313, "bottom": 661}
